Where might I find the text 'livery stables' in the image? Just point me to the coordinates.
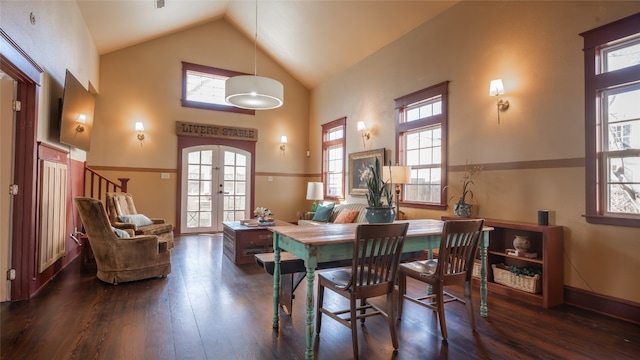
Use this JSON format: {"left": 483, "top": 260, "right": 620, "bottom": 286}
{"left": 176, "top": 121, "right": 258, "bottom": 141}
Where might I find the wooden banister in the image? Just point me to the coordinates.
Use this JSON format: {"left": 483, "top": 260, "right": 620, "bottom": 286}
{"left": 84, "top": 162, "right": 129, "bottom": 202}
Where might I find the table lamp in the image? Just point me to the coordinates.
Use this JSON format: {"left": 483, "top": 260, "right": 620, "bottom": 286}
{"left": 382, "top": 166, "right": 411, "bottom": 219}
{"left": 306, "top": 182, "right": 324, "bottom": 212}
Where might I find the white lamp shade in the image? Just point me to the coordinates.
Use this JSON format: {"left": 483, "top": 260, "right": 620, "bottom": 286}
{"left": 489, "top": 79, "right": 505, "bottom": 96}
{"left": 280, "top": 135, "right": 288, "bottom": 144}
{"left": 225, "top": 75, "right": 284, "bottom": 110}
{"left": 135, "top": 122, "right": 144, "bottom": 131}
{"left": 382, "top": 166, "right": 411, "bottom": 184}
{"left": 76, "top": 114, "right": 87, "bottom": 124}
{"left": 306, "top": 182, "right": 324, "bottom": 201}
{"left": 357, "top": 121, "right": 366, "bottom": 131}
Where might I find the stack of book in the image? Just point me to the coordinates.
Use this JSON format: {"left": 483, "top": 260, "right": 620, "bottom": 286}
{"left": 505, "top": 249, "right": 537, "bottom": 258}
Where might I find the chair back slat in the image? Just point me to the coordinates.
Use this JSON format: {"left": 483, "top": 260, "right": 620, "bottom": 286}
{"left": 437, "top": 219, "right": 484, "bottom": 282}
{"left": 350, "top": 223, "right": 409, "bottom": 298}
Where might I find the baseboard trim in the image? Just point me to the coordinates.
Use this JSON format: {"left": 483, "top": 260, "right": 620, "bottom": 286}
{"left": 564, "top": 286, "right": 640, "bottom": 325}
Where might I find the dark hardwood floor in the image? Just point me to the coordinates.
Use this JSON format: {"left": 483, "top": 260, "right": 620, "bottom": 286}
{"left": 2, "top": 234, "right": 639, "bottom": 360}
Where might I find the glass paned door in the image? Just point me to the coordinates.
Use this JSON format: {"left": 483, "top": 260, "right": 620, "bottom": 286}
{"left": 181, "top": 145, "right": 251, "bottom": 233}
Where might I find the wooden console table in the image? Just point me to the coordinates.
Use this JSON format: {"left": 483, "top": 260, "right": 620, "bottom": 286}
{"left": 222, "top": 220, "right": 292, "bottom": 265}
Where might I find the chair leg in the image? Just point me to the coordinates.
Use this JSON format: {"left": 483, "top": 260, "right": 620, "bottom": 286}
{"left": 360, "top": 298, "right": 366, "bottom": 324}
{"left": 397, "top": 272, "right": 406, "bottom": 319}
{"left": 350, "top": 296, "right": 359, "bottom": 360}
{"left": 435, "top": 285, "right": 448, "bottom": 340}
{"left": 464, "top": 280, "right": 476, "bottom": 332}
{"left": 316, "top": 283, "right": 325, "bottom": 335}
{"left": 386, "top": 292, "right": 399, "bottom": 350}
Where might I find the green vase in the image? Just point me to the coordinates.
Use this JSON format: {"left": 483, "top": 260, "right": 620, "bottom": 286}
{"left": 454, "top": 203, "right": 473, "bottom": 217}
{"left": 365, "top": 207, "right": 396, "bottom": 223}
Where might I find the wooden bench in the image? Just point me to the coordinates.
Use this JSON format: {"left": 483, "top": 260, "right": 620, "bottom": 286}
{"left": 255, "top": 250, "right": 428, "bottom": 316}
{"left": 255, "top": 252, "right": 350, "bottom": 315}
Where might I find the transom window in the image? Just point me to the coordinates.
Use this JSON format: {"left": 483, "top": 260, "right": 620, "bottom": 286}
{"left": 181, "top": 62, "right": 254, "bottom": 115}
{"left": 581, "top": 13, "right": 640, "bottom": 227}
{"left": 395, "top": 81, "right": 449, "bottom": 209}
{"left": 322, "top": 118, "right": 346, "bottom": 200}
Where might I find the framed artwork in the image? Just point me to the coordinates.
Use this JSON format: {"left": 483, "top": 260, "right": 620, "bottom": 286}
{"left": 349, "top": 148, "right": 385, "bottom": 196}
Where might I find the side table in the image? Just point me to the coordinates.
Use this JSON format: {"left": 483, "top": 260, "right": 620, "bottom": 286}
{"left": 222, "top": 220, "right": 293, "bottom": 265}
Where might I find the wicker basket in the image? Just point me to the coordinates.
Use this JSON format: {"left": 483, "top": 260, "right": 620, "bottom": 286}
{"left": 472, "top": 260, "right": 481, "bottom": 278}
{"left": 491, "top": 263, "right": 542, "bottom": 294}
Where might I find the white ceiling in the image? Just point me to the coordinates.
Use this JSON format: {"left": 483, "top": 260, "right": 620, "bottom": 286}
{"left": 77, "top": 0, "right": 458, "bottom": 89}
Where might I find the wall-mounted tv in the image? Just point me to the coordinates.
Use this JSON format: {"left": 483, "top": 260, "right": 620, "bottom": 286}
{"left": 59, "top": 70, "right": 95, "bottom": 152}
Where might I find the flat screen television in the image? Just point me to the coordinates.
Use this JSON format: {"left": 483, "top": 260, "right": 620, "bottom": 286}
{"left": 59, "top": 70, "right": 95, "bottom": 151}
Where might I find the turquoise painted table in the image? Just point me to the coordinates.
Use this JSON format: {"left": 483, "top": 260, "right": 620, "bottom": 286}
{"left": 270, "top": 219, "right": 490, "bottom": 360}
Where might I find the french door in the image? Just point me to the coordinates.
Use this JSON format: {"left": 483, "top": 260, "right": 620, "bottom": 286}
{"left": 180, "top": 145, "right": 251, "bottom": 233}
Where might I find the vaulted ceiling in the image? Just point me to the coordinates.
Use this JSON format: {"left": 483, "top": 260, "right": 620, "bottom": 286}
{"left": 76, "top": 0, "right": 458, "bottom": 89}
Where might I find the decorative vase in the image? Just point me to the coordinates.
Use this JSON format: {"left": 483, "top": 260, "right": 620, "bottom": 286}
{"left": 365, "top": 207, "right": 396, "bottom": 223}
{"left": 454, "top": 202, "right": 473, "bottom": 217}
{"left": 513, "top": 235, "right": 530, "bottom": 252}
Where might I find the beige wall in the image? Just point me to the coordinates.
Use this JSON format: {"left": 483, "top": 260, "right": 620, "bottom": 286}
{"left": 310, "top": 1, "right": 640, "bottom": 303}
{"left": 90, "top": 20, "right": 311, "bottom": 223}
{"left": 0, "top": 0, "right": 99, "bottom": 159}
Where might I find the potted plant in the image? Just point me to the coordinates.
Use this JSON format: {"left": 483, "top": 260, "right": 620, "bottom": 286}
{"left": 448, "top": 162, "right": 482, "bottom": 217}
{"left": 364, "top": 157, "right": 395, "bottom": 223}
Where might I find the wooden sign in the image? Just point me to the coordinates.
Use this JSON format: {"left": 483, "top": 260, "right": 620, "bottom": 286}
{"left": 176, "top": 121, "right": 258, "bottom": 141}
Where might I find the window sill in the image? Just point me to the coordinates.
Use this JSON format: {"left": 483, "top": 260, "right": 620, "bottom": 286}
{"left": 584, "top": 214, "right": 640, "bottom": 228}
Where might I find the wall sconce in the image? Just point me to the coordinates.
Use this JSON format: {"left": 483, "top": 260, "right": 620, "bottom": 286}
{"left": 74, "top": 114, "right": 86, "bottom": 135}
{"left": 356, "top": 121, "right": 370, "bottom": 147}
{"left": 279, "top": 135, "right": 287, "bottom": 154}
{"left": 489, "top": 79, "right": 510, "bottom": 124}
{"left": 135, "top": 122, "right": 145, "bottom": 145}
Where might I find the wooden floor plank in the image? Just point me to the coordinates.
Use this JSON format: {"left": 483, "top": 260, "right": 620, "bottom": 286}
{"left": 2, "top": 234, "right": 639, "bottom": 360}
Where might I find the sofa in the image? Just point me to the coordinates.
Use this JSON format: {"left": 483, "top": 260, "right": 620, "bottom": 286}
{"left": 298, "top": 202, "right": 368, "bottom": 226}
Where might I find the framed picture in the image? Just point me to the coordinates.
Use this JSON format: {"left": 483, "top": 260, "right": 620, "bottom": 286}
{"left": 349, "top": 148, "right": 385, "bottom": 196}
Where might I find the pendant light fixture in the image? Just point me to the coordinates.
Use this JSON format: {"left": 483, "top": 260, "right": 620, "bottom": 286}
{"left": 225, "top": 0, "right": 284, "bottom": 110}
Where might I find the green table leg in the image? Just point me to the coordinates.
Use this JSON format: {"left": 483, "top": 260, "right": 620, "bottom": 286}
{"left": 305, "top": 265, "right": 315, "bottom": 360}
{"left": 272, "top": 235, "right": 281, "bottom": 329}
{"left": 480, "top": 231, "right": 489, "bottom": 317}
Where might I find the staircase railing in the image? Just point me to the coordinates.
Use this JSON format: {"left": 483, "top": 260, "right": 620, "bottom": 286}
{"left": 84, "top": 162, "right": 129, "bottom": 202}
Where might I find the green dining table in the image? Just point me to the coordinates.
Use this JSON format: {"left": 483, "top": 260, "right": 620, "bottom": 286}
{"left": 269, "top": 219, "right": 491, "bottom": 360}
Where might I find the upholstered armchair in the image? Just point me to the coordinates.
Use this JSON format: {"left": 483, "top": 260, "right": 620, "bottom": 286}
{"left": 106, "top": 192, "right": 174, "bottom": 248}
{"left": 75, "top": 197, "right": 171, "bottom": 285}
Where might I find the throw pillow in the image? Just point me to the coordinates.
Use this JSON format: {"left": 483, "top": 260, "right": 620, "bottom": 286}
{"left": 118, "top": 214, "right": 154, "bottom": 227}
{"left": 112, "top": 226, "right": 131, "bottom": 238}
{"left": 311, "top": 202, "right": 335, "bottom": 222}
{"left": 333, "top": 208, "right": 359, "bottom": 224}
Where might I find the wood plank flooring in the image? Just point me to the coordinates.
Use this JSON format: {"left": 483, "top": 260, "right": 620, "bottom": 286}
{"left": 2, "top": 234, "right": 639, "bottom": 359}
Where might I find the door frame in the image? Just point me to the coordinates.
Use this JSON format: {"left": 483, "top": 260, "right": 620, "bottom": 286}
{"left": 176, "top": 135, "right": 256, "bottom": 234}
{"left": 1, "top": 29, "right": 44, "bottom": 300}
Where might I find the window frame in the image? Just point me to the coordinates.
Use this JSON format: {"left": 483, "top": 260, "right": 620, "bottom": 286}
{"left": 322, "top": 117, "right": 347, "bottom": 201}
{"left": 580, "top": 13, "right": 640, "bottom": 228}
{"left": 181, "top": 62, "right": 255, "bottom": 115}
{"left": 395, "top": 81, "right": 449, "bottom": 210}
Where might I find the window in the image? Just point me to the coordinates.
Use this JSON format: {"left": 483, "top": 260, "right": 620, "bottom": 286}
{"left": 322, "top": 118, "right": 346, "bottom": 200}
{"left": 581, "top": 13, "right": 640, "bottom": 227}
{"left": 181, "top": 62, "right": 254, "bottom": 115}
{"left": 395, "top": 81, "right": 449, "bottom": 209}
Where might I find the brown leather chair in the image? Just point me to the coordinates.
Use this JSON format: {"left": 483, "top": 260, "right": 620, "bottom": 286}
{"left": 75, "top": 197, "right": 171, "bottom": 285}
{"left": 397, "top": 219, "right": 484, "bottom": 341}
{"left": 106, "top": 192, "right": 174, "bottom": 248}
{"left": 315, "top": 222, "right": 409, "bottom": 360}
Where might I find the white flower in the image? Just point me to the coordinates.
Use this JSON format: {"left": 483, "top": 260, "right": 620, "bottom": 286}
{"left": 253, "top": 207, "right": 272, "bottom": 218}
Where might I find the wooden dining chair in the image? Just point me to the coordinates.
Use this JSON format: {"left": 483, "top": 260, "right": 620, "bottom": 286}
{"left": 315, "top": 222, "right": 409, "bottom": 359}
{"left": 396, "top": 218, "right": 484, "bottom": 341}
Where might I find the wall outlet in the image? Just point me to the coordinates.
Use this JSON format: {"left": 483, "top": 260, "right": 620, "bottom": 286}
{"left": 267, "top": 176, "right": 273, "bottom": 182}
{"left": 7, "top": 269, "right": 15, "bottom": 281}
{"left": 161, "top": 173, "right": 170, "bottom": 179}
